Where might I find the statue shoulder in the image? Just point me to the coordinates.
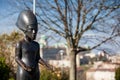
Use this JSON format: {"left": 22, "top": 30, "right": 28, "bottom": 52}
{"left": 33, "top": 41, "right": 40, "bottom": 47}
{"left": 16, "top": 40, "right": 24, "bottom": 48}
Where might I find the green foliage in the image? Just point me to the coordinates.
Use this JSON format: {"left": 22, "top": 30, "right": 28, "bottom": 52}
{"left": 61, "top": 71, "right": 69, "bottom": 80}
{"left": 0, "top": 31, "right": 23, "bottom": 80}
{"left": 40, "top": 68, "right": 59, "bottom": 80}
{"left": 115, "top": 67, "right": 120, "bottom": 80}
{"left": 8, "top": 78, "right": 15, "bottom": 80}
{"left": 0, "top": 57, "right": 11, "bottom": 80}
{"left": 40, "top": 67, "right": 69, "bottom": 80}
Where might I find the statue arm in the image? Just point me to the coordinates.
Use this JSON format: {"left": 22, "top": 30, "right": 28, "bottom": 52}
{"left": 39, "top": 58, "right": 55, "bottom": 72}
{"left": 37, "top": 48, "right": 53, "bottom": 71}
{"left": 36, "top": 44, "right": 52, "bottom": 70}
{"left": 15, "top": 42, "right": 31, "bottom": 71}
{"left": 39, "top": 58, "right": 52, "bottom": 70}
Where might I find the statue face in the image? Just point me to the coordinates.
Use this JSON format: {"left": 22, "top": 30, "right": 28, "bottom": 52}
{"left": 25, "top": 24, "right": 38, "bottom": 40}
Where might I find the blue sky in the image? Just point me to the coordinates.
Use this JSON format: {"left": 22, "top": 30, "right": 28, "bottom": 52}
{"left": 0, "top": 0, "right": 120, "bottom": 53}
{"left": 0, "top": 0, "right": 19, "bottom": 34}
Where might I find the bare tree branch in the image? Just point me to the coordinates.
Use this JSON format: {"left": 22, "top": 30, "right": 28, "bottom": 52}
{"left": 74, "top": 0, "right": 82, "bottom": 38}
{"left": 90, "top": 33, "right": 119, "bottom": 50}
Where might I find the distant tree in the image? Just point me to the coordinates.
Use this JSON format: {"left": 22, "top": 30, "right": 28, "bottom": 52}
{"left": 10, "top": 0, "right": 120, "bottom": 80}
{"left": 0, "top": 31, "right": 23, "bottom": 60}
{"left": 115, "top": 67, "right": 120, "bottom": 80}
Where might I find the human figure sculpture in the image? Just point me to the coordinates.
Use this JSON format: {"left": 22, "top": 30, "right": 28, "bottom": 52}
{"left": 15, "top": 10, "right": 51, "bottom": 80}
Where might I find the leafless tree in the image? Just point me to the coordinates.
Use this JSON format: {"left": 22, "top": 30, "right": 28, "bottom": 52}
{"left": 10, "top": 0, "right": 120, "bottom": 80}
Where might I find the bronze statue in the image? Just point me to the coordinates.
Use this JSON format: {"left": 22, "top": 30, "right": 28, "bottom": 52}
{"left": 15, "top": 10, "right": 51, "bottom": 80}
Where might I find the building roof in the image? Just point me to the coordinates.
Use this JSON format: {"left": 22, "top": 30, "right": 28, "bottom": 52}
{"left": 43, "top": 47, "right": 66, "bottom": 60}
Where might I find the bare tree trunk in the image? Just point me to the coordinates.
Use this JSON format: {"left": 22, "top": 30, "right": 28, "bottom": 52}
{"left": 70, "top": 50, "right": 76, "bottom": 80}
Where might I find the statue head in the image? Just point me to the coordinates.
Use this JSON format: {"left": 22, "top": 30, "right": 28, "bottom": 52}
{"left": 16, "top": 10, "right": 38, "bottom": 40}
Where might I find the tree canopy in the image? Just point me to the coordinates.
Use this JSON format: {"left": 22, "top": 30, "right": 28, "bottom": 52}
{"left": 9, "top": 0, "right": 120, "bottom": 52}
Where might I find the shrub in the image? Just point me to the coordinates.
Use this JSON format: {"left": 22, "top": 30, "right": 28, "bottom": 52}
{"left": 0, "top": 31, "right": 23, "bottom": 80}
{"left": 61, "top": 71, "right": 69, "bottom": 80}
{"left": 0, "top": 58, "right": 11, "bottom": 80}
{"left": 115, "top": 67, "right": 120, "bottom": 80}
{"left": 40, "top": 68, "right": 59, "bottom": 80}
{"left": 40, "top": 66, "right": 69, "bottom": 80}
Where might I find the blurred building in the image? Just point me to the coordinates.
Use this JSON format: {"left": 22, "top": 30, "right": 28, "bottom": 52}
{"left": 43, "top": 47, "right": 71, "bottom": 68}
{"left": 109, "top": 55, "right": 120, "bottom": 63}
{"left": 86, "top": 61, "right": 120, "bottom": 80}
{"left": 76, "top": 52, "right": 97, "bottom": 67}
{"left": 49, "top": 59, "right": 70, "bottom": 68}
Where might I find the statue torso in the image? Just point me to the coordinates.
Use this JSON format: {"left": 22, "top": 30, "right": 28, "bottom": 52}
{"left": 21, "top": 40, "right": 39, "bottom": 68}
